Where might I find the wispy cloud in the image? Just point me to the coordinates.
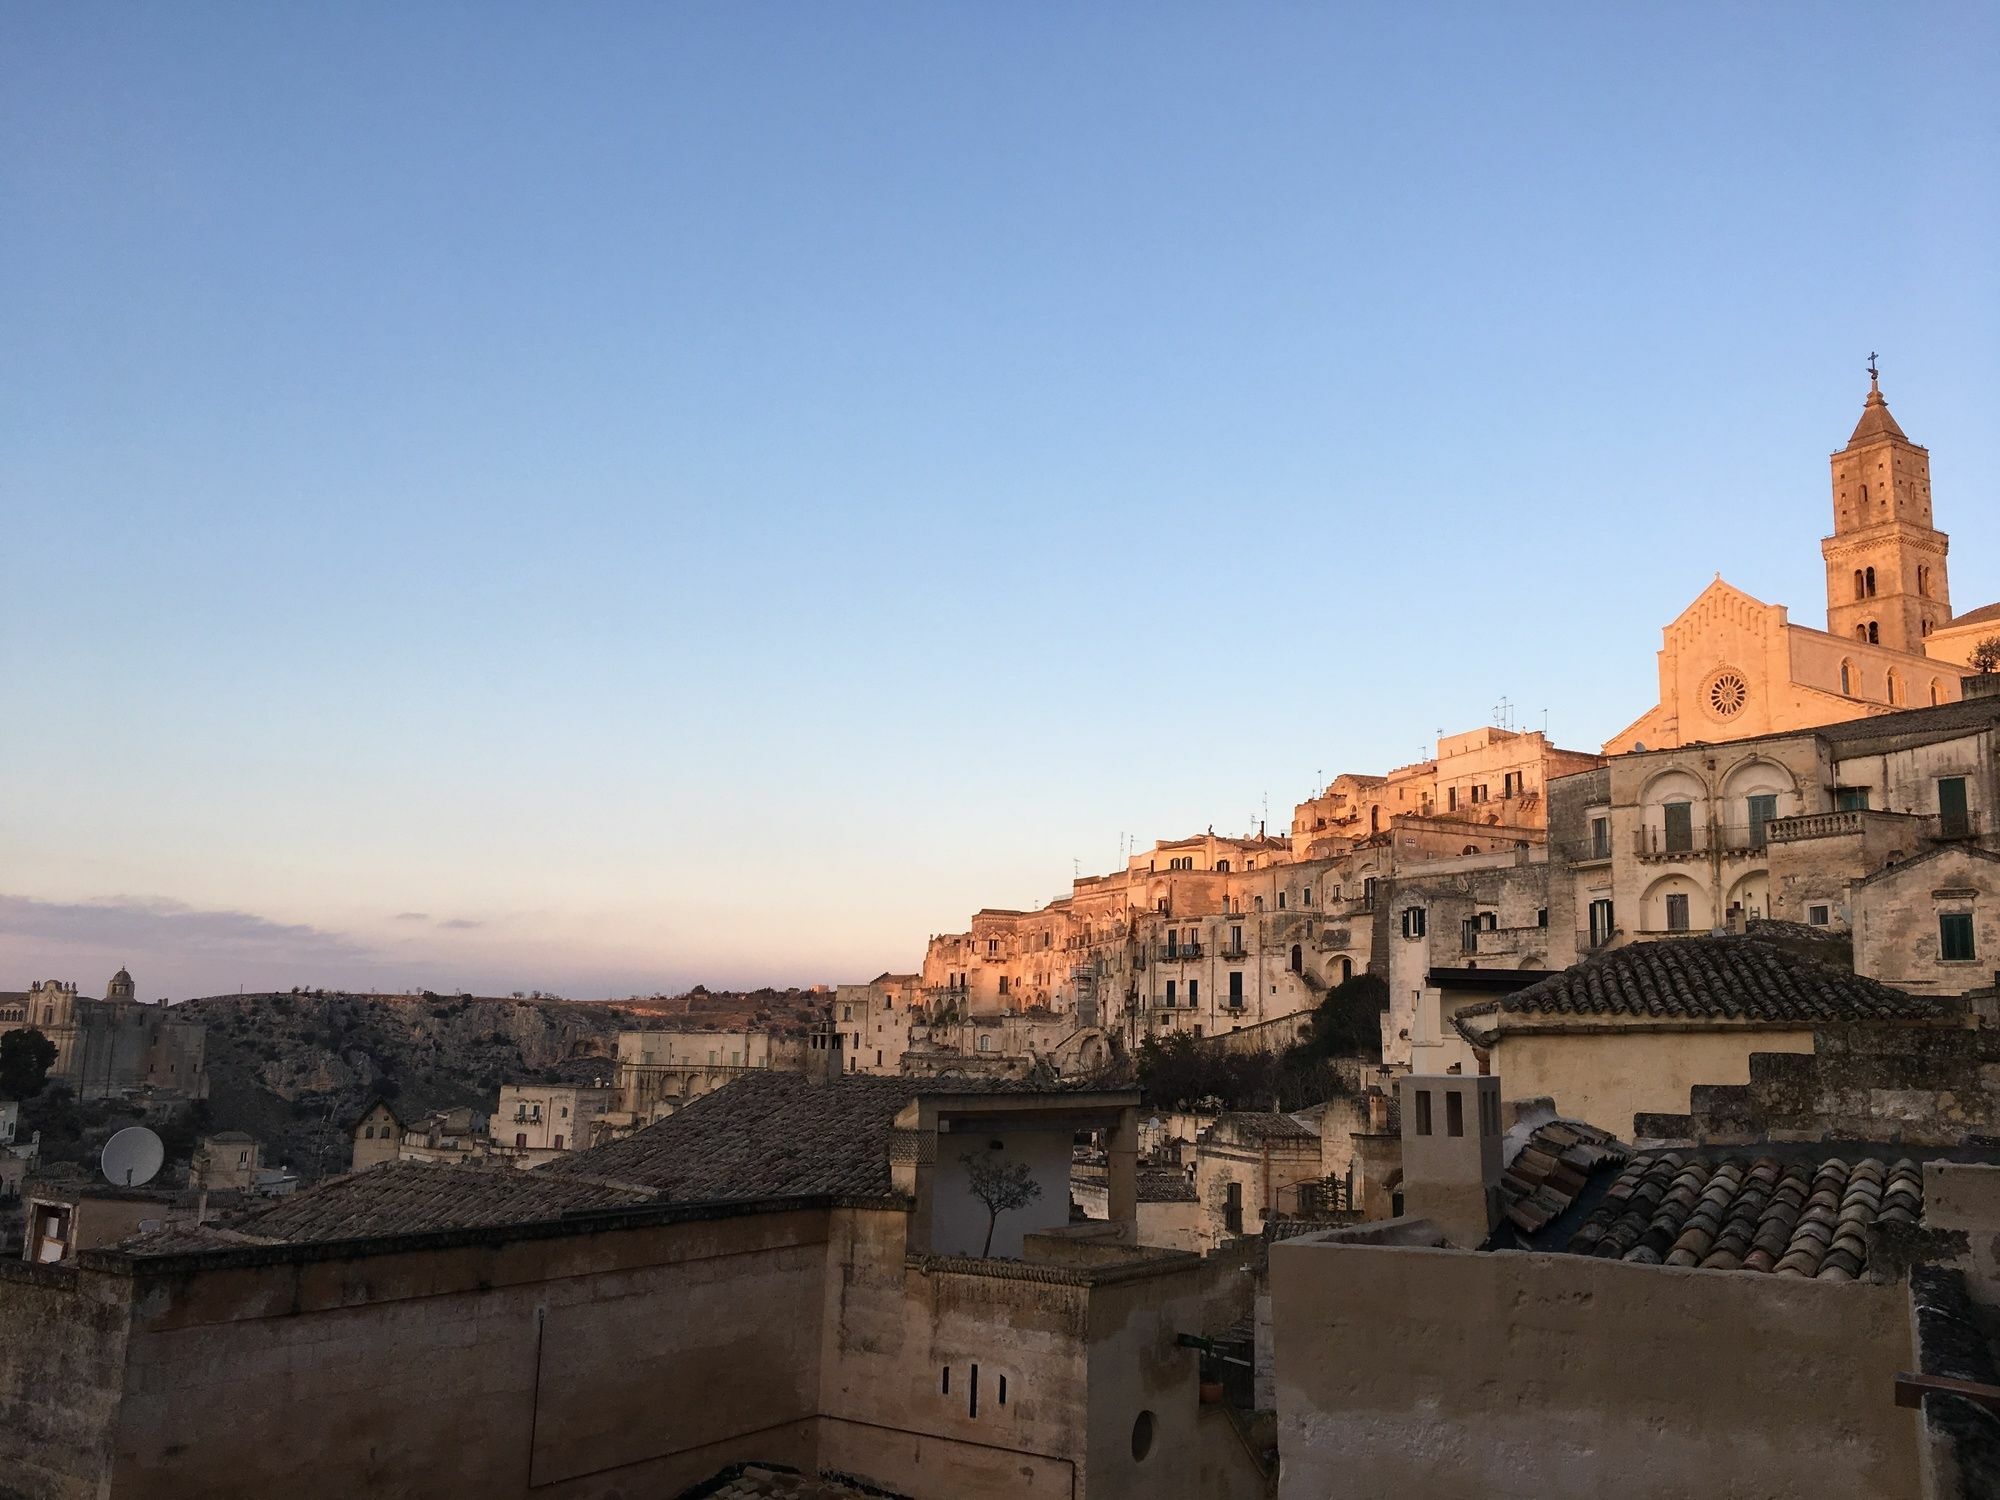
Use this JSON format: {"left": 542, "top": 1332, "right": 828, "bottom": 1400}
{"left": 437, "top": 917, "right": 483, "bottom": 930}
{"left": 0, "top": 894, "right": 370, "bottom": 961}
{"left": 391, "top": 911, "right": 430, "bottom": 922}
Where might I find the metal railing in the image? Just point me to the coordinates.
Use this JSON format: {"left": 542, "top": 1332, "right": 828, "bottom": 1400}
{"left": 1633, "top": 826, "right": 1708, "bottom": 857}
{"left": 1157, "top": 942, "right": 1204, "bottom": 962}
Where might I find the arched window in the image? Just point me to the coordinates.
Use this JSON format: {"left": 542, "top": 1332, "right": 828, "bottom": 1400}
{"left": 1289, "top": 944, "right": 1302, "bottom": 973}
{"left": 1931, "top": 679, "right": 1944, "bottom": 706}
{"left": 1921, "top": 618, "right": 1934, "bottom": 637}
{"left": 1853, "top": 569, "right": 1865, "bottom": 601}
{"left": 1887, "top": 670, "right": 1902, "bottom": 706}
{"left": 1840, "top": 660, "right": 1854, "bottom": 696}
{"left": 1867, "top": 621, "right": 1879, "bottom": 644}
{"left": 1918, "top": 565, "right": 1930, "bottom": 597}
{"left": 1855, "top": 625, "right": 1869, "bottom": 641}
{"left": 1864, "top": 566, "right": 1876, "bottom": 597}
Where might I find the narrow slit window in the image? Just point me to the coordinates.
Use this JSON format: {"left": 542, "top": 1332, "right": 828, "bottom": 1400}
{"left": 1446, "top": 1091, "right": 1464, "bottom": 1137}
{"left": 998, "top": 1375, "right": 1008, "bottom": 1406}
{"left": 969, "top": 1363, "right": 980, "bottom": 1418}
{"left": 941, "top": 1367, "right": 950, "bottom": 1396}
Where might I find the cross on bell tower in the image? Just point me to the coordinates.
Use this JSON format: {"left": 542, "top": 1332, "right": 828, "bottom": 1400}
{"left": 1820, "top": 357, "right": 1950, "bottom": 655}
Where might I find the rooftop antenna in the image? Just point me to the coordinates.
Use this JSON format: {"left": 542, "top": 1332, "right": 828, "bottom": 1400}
{"left": 101, "top": 1126, "right": 164, "bottom": 1188}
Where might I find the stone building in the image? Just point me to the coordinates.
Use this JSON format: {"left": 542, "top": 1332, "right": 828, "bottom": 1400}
{"left": 492, "top": 1082, "right": 613, "bottom": 1161}
{"left": 1543, "top": 692, "right": 2000, "bottom": 972}
{"left": 1852, "top": 845, "right": 2000, "bottom": 994}
{"left": 1607, "top": 372, "right": 1990, "bottom": 754}
{"left": 188, "top": 1133, "right": 260, "bottom": 1193}
{"left": 0, "top": 970, "right": 205, "bottom": 1102}
{"left": 347, "top": 1097, "right": 402, "bottom": 1173}
{"left": 0, "top": 1072, "right": 1270, "bottom": 1500}
{"left": 1269, "top": 1069, "right": 2000, "bottom": 1500}
{"left": 1449, "top": 936, "right": 1955, "bottom": 1140}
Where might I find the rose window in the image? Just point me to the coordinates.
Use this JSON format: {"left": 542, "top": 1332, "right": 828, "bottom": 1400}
{"left": 1707, "top": 671, "right": 1749, "bottom": 719}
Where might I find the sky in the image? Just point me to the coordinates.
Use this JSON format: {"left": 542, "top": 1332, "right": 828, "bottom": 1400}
{"left": 4, "top": 5, "right": 1997, "bottom": 1002}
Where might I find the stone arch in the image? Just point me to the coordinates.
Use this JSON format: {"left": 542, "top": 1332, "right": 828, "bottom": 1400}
{"left": 1726, "top": 869, "right": 1770, "bottom": 924}
{"left": 1641, "top": 872, "right": 1710, "bottom": 934}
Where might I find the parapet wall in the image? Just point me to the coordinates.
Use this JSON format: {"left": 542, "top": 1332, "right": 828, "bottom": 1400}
{"left": 1271, "top": 1238, "right": 1919, "bottom": 1500}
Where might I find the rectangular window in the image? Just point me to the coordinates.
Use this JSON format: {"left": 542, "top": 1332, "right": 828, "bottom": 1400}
{"left": 1941, "top": 913, "right": 1977, "bottom": 962}
{"left": 1808, "top": 904, "right": 1830, "bottom": 926}
{"left": 1230, "top": 924, "right": 1243, "bottom": 952}
{"left": 1446, "top": 1091, "right": 1464, "bottom": 1137}
{"left": 1188, "top": 979, "right": 1199, "bottom": 1007}
{"left": 1228, "top": 971, "right": 1244, "bottom": 1008}
{"left": 1448, "top": 787, "right": 1458, "bottom": 811}
{"left": 1461, "top": 918, "right": 1480, "bottom": 954}
{"left": 1588, "top": 898, "right": 1615, "bottom": 947}
{"left": 1746, "top": 793, "right": 1777, "bottom": 848}
{"left": 1472, "top": 784, "right": 1488, "bottom": 803}
{"left": 969, "top": 1363, "right": 979, "bottom": 1419}
{"left": 1401, "top": 907, "right": 1427, "bottom": 939}
{"left": 1537, "top": 908, "right": 1549, "bottom": 929}
{"left": 1363, "top": 877, "right": 1378, "bottom": 907}
{"left": 1940, "top": 776, "right": 1970, "bottom": 838}
{"left": 1836, "top": 788, "right": 1870, "bottom": 812}
{"left": 1225, "top": 1181, "right": 1243, "bottom": 1234}
{"left": 1589, "top": 815, "right": 1610, "bottom": 860}
{"left": 1414, "top": 1090, "right": 1433, "bottom": 1136}
{"left": 1166, "top": 933, "right": 1178, "bottom": 958}
{"left": 1665, "top": 893, "right": 1690, "bottom": 932}
{"left": 1663, "top": 801, "right": 1693, "bottom": 853}
{"left": 1164, "top": 980, "right": 1176, "bottom": 1007}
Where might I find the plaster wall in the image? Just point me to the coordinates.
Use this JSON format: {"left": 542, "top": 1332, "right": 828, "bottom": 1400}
{"left": 1271, "top": 1239, "right": 1919, "bottom": 1500}
{"left": 100, "top": 1208, "right": 830, "bottom": 1500}
{"left": 1854, "top": 848, "right": 2000, "bottom": 993}
{"left": 1491, "top": 1026, "right": 1817, "bottom": 1139}
{"left": 931, "top": 1123, "right": 1076, "bottom": 1258}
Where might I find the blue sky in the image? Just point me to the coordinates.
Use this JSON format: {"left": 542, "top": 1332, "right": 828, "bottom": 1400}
{"left": 5, "top": 5, "right": 1996, "bottom": 1000}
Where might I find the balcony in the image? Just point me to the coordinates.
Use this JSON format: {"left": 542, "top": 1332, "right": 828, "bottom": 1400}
{"left": 1940, "top": 810, "right": 1983, "bottom": 841}
{"left": 1566, "top": 838, "right": 1614, "bottom": 867}
{"left": 1633, "top": 826, "right": 1710, "bottom": 859}
{"left": 1156, "top": 942, "right": 1203, "bottom": 963}
{"left": 1219, "top": 945, "right": 1248, "bottom": 961}
{"left": 1575, "top": 927, "right": 1619, "bottom": 955}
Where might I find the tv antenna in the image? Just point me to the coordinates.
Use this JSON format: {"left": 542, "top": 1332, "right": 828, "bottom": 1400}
{"left": 101, "top": 1126, "right": 164, "bottom": 1188}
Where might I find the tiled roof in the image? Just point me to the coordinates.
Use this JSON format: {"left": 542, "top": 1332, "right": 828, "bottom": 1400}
{"left": 1498, "top": 1119, "right": 1627, "bottom": 1236}
{"left": 1948, "top": 600, "right": 2000, "bottom": 629}
{"left": 211, "top": 1161, "right": 650, "bottom": 1243}
{"left": 1566, "top": 1152, "right": 1922, "bottom": 1279}
{"left": 550, "top": 1072, "right": 1116, "bottom": 1203}
{"left": 551, "top": 1073, "right": 920, "bottom": 1200}
{"left": 1137, "top": 1167, "right": 1198, "bottom": 1203}
{"left": 1455, "top": 937, "right": 1944, "bottom": 1042}
{"left": 1208, "top": 1112, "right": 1319, "bottom": 1144}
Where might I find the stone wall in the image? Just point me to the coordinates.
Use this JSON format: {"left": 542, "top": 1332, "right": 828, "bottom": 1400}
{"left": 1634, "top": 1020, "right": 2000, "bottom": 1147}
{"left": 1272, "top": 1237, "right": 1919, "bottom": 1499}
{"left": 0, "top": 1262, "right": 134, "bottom": 1500}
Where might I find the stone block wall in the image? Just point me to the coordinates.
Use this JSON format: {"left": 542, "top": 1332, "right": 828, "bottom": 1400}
{"left": 1634, "top": 1021, "right": 2000, "bottom": 1147}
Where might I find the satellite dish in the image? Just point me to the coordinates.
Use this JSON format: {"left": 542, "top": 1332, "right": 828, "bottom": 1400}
{"left": 102, "top": 1126, "right": 164, "bottom": 1188}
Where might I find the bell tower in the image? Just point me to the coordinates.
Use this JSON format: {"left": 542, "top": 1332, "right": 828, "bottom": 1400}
{"left": 1822, "top": 357, "right": 1950, "bottom": 653}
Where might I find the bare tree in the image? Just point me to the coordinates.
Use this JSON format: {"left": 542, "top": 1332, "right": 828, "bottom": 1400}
{"left": 1971, "top": 635, "right": 2000, "bottom": 676}
{"left": 961, "top": 1150, "right": 1042, "bottom": 1257}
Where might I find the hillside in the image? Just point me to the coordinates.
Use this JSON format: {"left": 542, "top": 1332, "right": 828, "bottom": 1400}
{"left": 182, "top": 986, "right": 831, "bottom": 1180}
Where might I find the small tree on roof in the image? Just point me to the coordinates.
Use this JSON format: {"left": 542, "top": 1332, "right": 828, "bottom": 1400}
{"left": 961, "top": 1149, "right": 1042, "bottom": 1257}
{"left": 1971, "top": 635, "right": 2000, "bottom": 675}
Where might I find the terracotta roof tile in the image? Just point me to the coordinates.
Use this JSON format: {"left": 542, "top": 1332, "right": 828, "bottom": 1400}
{"left": 1456, "top": 937, "right": 1944, "bottom": 1042}
{"left": 206, "top": 1160, "right": 650, "bottom": 1243}
{"left": 1566, "top": 1151, "right": 1922, "bottom": 1279}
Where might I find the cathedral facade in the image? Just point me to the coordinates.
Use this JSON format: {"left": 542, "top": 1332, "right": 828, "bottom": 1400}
{"left": 1606, "top": 370, "right": 1993, "bottom": 754}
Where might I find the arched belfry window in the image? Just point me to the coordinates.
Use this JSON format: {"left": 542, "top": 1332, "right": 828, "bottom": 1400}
{"left": 1918, "top": 565, "right": 1931, "bottom": 597}
{"left": 1853, "top": 570, "right": 1865, "bottom": 601}
{"left": 1864, "top": 566, "right": 1876, "bottom": 597}
{"left": 1855, "top": 625, "right": 1869, "bottom": 641}
{"left": 1867, "top": 621, "right": 1879, "bottom": 644}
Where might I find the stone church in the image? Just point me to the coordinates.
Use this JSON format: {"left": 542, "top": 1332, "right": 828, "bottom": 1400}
{"left": 1606, "top": 368, "right": 1995, "bottom": 754}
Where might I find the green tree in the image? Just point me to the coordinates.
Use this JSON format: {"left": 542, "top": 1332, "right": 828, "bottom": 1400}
{"left": 0, "top": 1028, "right": 58, "bottom": 1101}
{"left": 1971, "top": 635, "right": 2000, "bottom": 676}
{"left": 1290, "top": 973, "right": 1390, "bottom": 1062}
{"left": 961, "top": 1150, "right": 1043, "bottom": 1257}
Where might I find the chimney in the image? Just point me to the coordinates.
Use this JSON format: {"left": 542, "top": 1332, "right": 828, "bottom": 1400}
{"left": 1365, "top": 1088, "right": 1390, "bottom": 1132}
{"left": 1396, "top": 1075, "right": 1505, "bottom": 1248}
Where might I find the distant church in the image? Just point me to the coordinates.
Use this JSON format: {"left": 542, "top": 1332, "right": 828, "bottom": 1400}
{"left": 1607, "top": 364, "right": 1997, "bottom": 753}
